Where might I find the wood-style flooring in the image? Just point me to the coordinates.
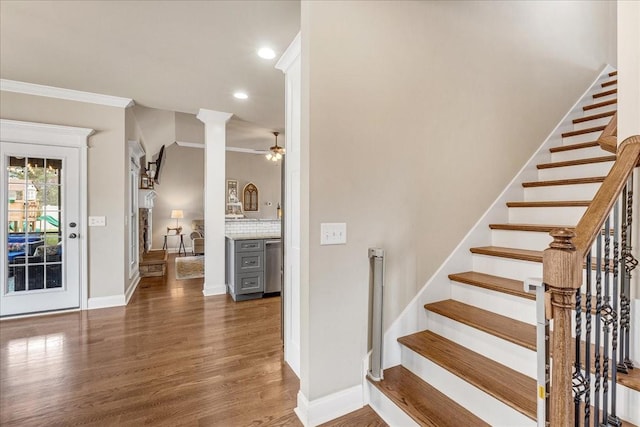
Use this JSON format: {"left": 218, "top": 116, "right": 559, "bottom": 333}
{"left": 1, "top": 254, "right": 384, "bottom": 426}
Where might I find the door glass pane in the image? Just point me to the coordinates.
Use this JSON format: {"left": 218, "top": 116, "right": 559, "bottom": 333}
{"left": 6, "top": 156, "right": 63, "bottom": 293}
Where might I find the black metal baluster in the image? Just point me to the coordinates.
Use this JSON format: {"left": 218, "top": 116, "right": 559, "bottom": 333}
{"left": 594, "top": 233, "right": 603, "bottom": 427}
{"left": 574, "top": 283, "right": 584, "bottom": 427}
{"left": 584, "top": 251, "right": 592, "bottom": 427}
{"left": 619, "top": 182, "right": 629, "bottom": 374}
{"left": 621, "top": 175, "right": 637, "bottom": 370}
{"left": 609, "top": 202, "right": 621, "bottom": 427}
{"left": 601, "top": 215, "right": 611, "bottom": 426}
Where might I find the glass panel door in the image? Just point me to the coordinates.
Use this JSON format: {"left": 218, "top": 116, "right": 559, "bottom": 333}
{"left": 2, "top": 142, "right": 80, "bottom": 316}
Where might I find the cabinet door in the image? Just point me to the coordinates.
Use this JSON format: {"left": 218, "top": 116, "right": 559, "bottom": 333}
{"left": 237, "top": 272, "right": 264, "bottom": 294}
{"left": 236, "top": 251, "right": 263, "bottom": 273}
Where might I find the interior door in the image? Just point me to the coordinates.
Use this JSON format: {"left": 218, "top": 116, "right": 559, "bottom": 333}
{"left": 1, "top": 142, "right": 81, "bottom": 316}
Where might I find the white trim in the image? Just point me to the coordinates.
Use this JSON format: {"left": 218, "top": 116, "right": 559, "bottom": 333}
{"left": 382, "top": 65, "right": 616, "bottom": 369}
{"left": 294, "top": 385, "right": 364, "bottom": 427}
{"left": 125, "top": 274, "right": 140, "bottom": 304}
{"left": 87, "top": 295, "right": 126, "bottom": 310}
{"left": 0, "top": 119, "right": 94, "bottom": 146}
{"left": 196, "top": 109, "right": 233, "bottom": 124}
{"left": 226, "top": 146, "right": 269, "bottom": 155}
{"left": 128, "top": 140, "right": 145, "bottom": 166}
{"left": 202, "top": 283, "right": 227, "bottom": 296}
{"left": 0, "top": 119, "right": 92, "bottom": 313}
{"left": 1, "top": 79, "right": 134, "bottom": 108}
{"left": 175, "top": 140, "right": 205, "bottom": 149}
{"left": 276, "top": 32, "right": 301, "bottom": 73}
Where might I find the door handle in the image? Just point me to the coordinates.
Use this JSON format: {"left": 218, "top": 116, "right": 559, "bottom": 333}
{"left": 69, "top": 233, "right": 78, "bottom": 239}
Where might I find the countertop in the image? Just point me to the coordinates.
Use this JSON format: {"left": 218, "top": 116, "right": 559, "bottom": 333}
{"left": 225, "top": 233, "right": 281, "bottom": 241}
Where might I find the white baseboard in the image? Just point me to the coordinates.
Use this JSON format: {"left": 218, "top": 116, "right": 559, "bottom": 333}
{"left": 125, "top": 274, "right": 140, "bottom": 304}
{"left": 202, "top": 282, "right": 227, "bottom": 296}
{"left": 294, "top": 385, "right": 364, "bottom": 427}
{"left": 87, "top": 294, "right": 126, "bottom": 310}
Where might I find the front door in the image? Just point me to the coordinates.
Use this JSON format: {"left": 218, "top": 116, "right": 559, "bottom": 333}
{"left": 1, "top": 142, "right": 81, "bottom": 316}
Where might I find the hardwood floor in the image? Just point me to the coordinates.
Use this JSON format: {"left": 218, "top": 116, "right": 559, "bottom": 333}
{"left": 1, "top": 255, "right": 384, "bottom": 426}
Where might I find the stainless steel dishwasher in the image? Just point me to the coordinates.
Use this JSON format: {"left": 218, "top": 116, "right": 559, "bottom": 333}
{"left": 264, "top": 239, "right": 282, "bottom": 295}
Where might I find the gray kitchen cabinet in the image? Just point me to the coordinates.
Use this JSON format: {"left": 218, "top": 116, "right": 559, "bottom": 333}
{"left": 226, "top": 238, "right": 265, "bottom": 301}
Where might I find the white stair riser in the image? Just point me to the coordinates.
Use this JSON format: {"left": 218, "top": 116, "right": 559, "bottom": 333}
{"left": 572, "top": 116, "right": 614, "bottom": 132}
{"left": 425, "top": 311, "right": 537, "bottom": 378}
{"left": 581, "top": 104, "right": 617, "bottom": 116}
{"left": 538, "top": 161, "right": 613, "bottom": 181}
{"left": 524, "top": 182, "right": 600, "bottom": 201}
{"left": 450, "top": 281, "right": 536, "bottom": 324}
{"left": 588, "top": 92, "right": 617, "bottom": 104}
{"left": 508, "top": 206, "right": 587, "bottom": 224}
{"left": 562, "top": 130, "right": 606, "bottom": 145}
{"left": 491, "top": 229, "right": 554, "bottom": 251}
{"left": 471, "top": 254, "right": 600, "bottom": 285}
{"left": 367, "top": 383, "right": 420, "bottom": 427}
{"left": 401, "top": 347, "right": 536, "bottom": 427}
{"left": 550, "top": 145, "right": 607, "bottom": 162}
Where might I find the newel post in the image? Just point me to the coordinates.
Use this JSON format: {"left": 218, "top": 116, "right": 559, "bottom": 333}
{"left": 543, "top": 229, "right": 583, "bottom": 427}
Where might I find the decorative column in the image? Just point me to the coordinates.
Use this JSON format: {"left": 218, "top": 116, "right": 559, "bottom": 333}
{"left": 197, "top": 109, "right": 233, "bottom": 296}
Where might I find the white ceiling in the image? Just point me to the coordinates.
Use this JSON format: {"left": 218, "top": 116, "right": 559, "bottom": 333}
{"left": 0, "top": 0, "right": 300, "bottom": 147}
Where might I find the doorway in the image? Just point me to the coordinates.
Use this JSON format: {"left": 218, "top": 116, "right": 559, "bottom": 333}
{"left": 1, "top": 121, "right": 90, "bottom": 317}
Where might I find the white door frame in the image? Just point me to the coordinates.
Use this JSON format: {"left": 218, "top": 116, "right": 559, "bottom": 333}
{"left": 0, "top": 119, "right": 93, "bottom": 312}
{"left": 276, "top": 33, "right": 302, "bottom": 377}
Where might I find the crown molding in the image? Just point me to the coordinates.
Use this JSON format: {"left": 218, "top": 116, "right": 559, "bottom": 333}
{"left": 275, "top": 32, "right": 301, "bottom": 73}
{"left": 0, "top": 79, "right": 134, "bottom": 108}
{"left": 175, "top": 140, "right": 205, "bottom": 149}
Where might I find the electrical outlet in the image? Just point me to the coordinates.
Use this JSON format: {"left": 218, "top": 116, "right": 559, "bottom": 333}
{"left": 320, "top": 223, "right": 347, "bottom": 245}
{"left": 88, "top": 216, "right": 106, "bottom": 227}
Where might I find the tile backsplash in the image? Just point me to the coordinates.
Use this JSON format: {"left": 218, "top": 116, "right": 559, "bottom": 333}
{"left": 225, "top": 219, "right": 281, "bottom": 235}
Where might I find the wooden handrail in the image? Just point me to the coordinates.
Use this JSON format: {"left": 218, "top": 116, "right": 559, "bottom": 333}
{"left": 543, "top": 134, "right": 640, "bottom": 427}
{"left": 598, "top": 111, "right": 617, "bottom": 153}
{"left": 574, "top": 135, "right": 640, "bottom": 257}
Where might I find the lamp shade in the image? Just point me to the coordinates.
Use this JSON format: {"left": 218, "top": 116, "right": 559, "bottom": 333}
{"left": 170, "top": 210, "right": 184, "bottom": 219}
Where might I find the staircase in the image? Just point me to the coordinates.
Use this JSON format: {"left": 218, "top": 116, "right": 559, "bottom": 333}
{"left": 368, "top": 69, "right": 640, "bottom": 426}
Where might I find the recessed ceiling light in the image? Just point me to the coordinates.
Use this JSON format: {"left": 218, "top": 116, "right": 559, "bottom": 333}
{"left": 257, "top": 47, "right": 276, "bottom": 59}
{"left": 233, "top": 92, "right": 248, "bottom": 100}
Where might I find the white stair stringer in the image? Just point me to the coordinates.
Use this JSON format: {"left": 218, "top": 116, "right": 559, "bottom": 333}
{"left": 400, "top": 345, "right": 536, "bottom": 427}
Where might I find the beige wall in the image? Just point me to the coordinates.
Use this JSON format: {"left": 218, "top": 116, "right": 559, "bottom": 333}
{"left": 226, "top": 151, "right": 282, "bottom": 220}
{"left": 151, "top": 143, "right": 205, "bottom": 250}
{"left": 301, "top": 0, "right": 616, "bottom": 401}
{"left": 1, "top": 90, "right": 127, "bottom": 299}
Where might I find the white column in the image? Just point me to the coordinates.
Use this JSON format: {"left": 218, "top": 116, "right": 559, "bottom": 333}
{"left": 197, "top": 109, "right": 233, "bottom": 296}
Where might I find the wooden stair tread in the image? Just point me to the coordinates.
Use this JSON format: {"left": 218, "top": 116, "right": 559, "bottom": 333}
{"left": 506, "top": 200, "right": 590, "bottom": 208}
{"left": 609, "top": 70, "right": 617, "bottom": 77}
{"left": 537, "top": 155, "right": 616, "bottom": 169}
{"left": 425, "top": 300, "right": 536, "bottom": 350}
{"left": 549, "top": 141, "right": 599, "bottom": 153}
{"left": 602, "top": 79, "right": 617, "bottom": 87}
{"left": 583, "top": 98, "right": 616, "bottom": 111}
{"left": 593, "top": 88, "right": 616, "bottom": 99}
{"left": 562, "top": 125, "right": 606, "bottom": 138}
{"left": 471, "top": 246, "right": 542, "bottom": 262}
{"left": 398, "top": 330, "right": 537, "bottom": 420}
{"left": 423, "top": 299, "right": 640, "bottom": 393}
{"left": 522, "top": 176, "right": 605, "bottom": 187}
{"left": 368, "top": 365, "right": 489, "bottom": 427}
{"left": 573, "top": 110, "right": 616, "bottom": 124}
{"left": 448, "top": 271, "right": 534, "bottom": 300}
{"left": 489, "top": 223, "right": 573, "bottom": 232}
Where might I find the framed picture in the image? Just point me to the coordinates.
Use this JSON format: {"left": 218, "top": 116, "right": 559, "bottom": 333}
{"left": 243, "top": 182, "right": 259, "bottom": 212}
{"left": 227, "top": 180, "right": 238, "bottom": 204}
{"left": 140, "top": 173, "right": 150, "bottom": 189}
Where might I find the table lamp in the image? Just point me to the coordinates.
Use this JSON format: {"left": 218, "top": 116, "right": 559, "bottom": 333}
{"left": 168, "top": 209, "right": 184, "bottom": 234}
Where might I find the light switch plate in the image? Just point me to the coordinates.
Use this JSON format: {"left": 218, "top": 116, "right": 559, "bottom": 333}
{"left": 320, "top": 223, "right": 347, "bottom": 245}
{"left": 88, "top": 216, "right": 106, "bottom": 227}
